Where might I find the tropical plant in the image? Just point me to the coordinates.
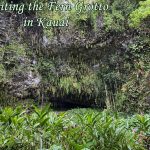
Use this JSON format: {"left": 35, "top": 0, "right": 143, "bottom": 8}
{"left": 0, "top": 107, "right": 149, "bottom": 150}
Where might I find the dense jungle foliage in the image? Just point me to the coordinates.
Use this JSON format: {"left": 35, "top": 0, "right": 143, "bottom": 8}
{"left": 0, "top": 0, "right": 149, "bottom": 112}
{"left": 0, "top": 0, "right": 150, "bottom": 149}
{"left": 0, "top": 106, "right": 150, "bottom": 150}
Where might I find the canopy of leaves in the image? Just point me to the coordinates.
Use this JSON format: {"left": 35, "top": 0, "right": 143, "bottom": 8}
{"left": 130, "top": 0, "right": 150, "bottom": 27}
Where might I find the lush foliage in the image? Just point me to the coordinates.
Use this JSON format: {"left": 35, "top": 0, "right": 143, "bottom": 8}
{"left": 0, "top": 42, "right": 27, "bottom": 83}
{"left": 130, "top": 0, "right": 150, "bottom": 27}
{"left": 0, "top": 106, "right": 150, "bottom": 150}
{"left": 34, "top": 0, "right": 150, "bottom": 112}
{"left": 0, "top": 0, "right": 149, "bottom": 112}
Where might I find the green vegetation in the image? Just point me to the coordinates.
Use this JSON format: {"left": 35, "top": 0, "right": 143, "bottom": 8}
{"left": 0, "top": 42, "right": 27, "bottom": 82}
{"left": 130, "top": 0, "right": 150, "bottom": 27}
{"left": 0, "top": 0, "right": 149, "bottom": 111}
{"left": 32, "top": 0, "right": 150, "bottom": 112}
{"left": 0, "top": 106, "right": 150, "bottom": 150}
{"left": 0, "top": 0, "right": 150, "bottom": 149}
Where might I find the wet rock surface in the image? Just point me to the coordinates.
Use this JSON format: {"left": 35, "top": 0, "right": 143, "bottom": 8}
{"left": 0, "top": 12, "right": 41, "bottom": 99}
{"left": 0, "top": 9, "right": 149, "bottom": 110}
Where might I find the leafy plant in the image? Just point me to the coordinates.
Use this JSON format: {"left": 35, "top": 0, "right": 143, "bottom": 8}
{"left": 0, "top": 107, "right": 149, "bottom": 150}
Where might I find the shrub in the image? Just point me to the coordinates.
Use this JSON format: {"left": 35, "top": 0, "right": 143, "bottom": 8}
{"left": 0, "top": 106, "right": 149, "bottom": 150}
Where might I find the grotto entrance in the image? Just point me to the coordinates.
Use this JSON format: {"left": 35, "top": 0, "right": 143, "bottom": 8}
{"left": 33, "top": 92, "right": 105, "bottom": 111}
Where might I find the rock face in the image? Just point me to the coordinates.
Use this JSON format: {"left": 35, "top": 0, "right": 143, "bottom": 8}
{"left": 0, "top": 12, "right": 10, "bottom": 45}
{"left": 0, "top": 6, "right": 149, "bottom": 110}
{"left": 0, "top": 12, "right": 41, "bottom": 99}
{"left": 7, "top": 69, "right": 41, "bottom": 98}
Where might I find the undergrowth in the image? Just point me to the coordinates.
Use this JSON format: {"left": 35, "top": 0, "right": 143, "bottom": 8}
{"left": 0, "top": 106, "right": 149, "bottom": 150}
